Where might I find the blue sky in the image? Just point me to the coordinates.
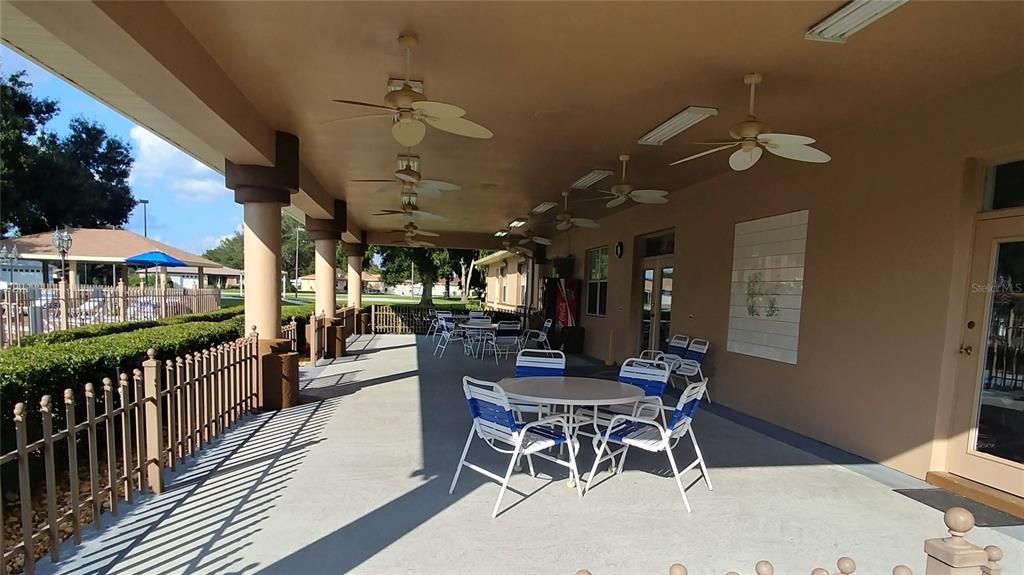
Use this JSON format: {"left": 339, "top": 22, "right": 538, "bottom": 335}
{"left": 2, "top": 45, "right": 242, "bottom": 254}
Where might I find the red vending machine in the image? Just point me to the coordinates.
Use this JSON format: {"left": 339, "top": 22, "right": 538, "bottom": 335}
{"left": 555, "top": 278, "right": 580, "bottom": 329}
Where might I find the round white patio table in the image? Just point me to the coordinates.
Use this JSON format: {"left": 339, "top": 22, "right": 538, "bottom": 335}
{"left": 458, "top": 322, "right": 499, "bottom": 358}
{"left": 497, "top": 376, "right": 644, "bottom": 487}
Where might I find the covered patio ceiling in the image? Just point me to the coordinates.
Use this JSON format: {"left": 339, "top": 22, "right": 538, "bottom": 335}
{"left": 3, "top": 1, "right": 1021, "bottom": 245}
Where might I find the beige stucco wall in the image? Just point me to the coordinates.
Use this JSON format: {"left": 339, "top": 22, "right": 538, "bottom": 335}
{"left": 484, "top": 254, "right": 530, "bottom": 310}
{"left": 548, "top": 68, "right": 1023, "bottom": 479}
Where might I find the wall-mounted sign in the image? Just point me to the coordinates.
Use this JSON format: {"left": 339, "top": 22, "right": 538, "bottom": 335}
{"left": 726, "top": 209, "right": 808, "bottom": 365}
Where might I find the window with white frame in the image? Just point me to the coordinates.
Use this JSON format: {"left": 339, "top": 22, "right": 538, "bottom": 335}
{"left": 586, "top": 246, "right": 608, "bottom": 316}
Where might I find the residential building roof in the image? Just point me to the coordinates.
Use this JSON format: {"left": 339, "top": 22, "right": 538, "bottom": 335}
{"left": 12, "top": 228, "right": 220, "bottom": 267}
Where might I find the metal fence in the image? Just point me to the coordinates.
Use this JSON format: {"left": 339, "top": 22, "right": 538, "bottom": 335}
{"left": 0, "top": 282, "right": 222, "bottom": 347}
{"left": 0, "top": 333, "right": 259, "bottom": 574}
{"left": 985, "top": 309, "right": 1024, "bottom": 392}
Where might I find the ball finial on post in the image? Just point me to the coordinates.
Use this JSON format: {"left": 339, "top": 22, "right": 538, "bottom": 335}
{"left": 944, "top": 506, "right": 975, "bottom": 537}
{"left": 147, "top": 348, "right": 157, "bottom": 359}
{"left": 811, "top": 569, "right": 829, "bottom": 575}
{"left": 892, "top": 566, "right": 912, "bottom": 575}
{"left": 836, "top": 557, "right": 856, "bottom": 574}
{"left": 754, "top": 561, "right": 774, "bottom": 575}
{"left": 669, "top": 564, "right": 687, "bottom": 575}
{"left": 574, "top": 570, "right": 592, "bottom": 575}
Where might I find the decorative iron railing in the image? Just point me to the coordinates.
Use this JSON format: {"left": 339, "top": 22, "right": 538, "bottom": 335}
{"left": 0, "top": 282, "right": 222, "bottom": 348}
{"left": 0, "top": 333, "right": 259, "bottom": 574}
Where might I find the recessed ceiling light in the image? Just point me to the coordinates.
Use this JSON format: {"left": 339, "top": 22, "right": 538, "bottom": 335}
{"left": 508, "top": 218, "right": 528, "bottom": 228}
{"left": 531, "top": 202, "right": 558, "bottom": 214}
{"left": 571, "top": 169, "right": 614, "bottom": 190}
{"left": 494, "top": 230, "right": 508, "bottom": 237}
{"left": 805, "top": 0, "right": 907, "bottom": 43}
{"left": 638, "top": 106, "right": 718, "bottom": 146}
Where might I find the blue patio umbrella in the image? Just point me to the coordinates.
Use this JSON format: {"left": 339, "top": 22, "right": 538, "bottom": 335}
{"left": 124, "top": 250, "right": 188, "bottom": 269}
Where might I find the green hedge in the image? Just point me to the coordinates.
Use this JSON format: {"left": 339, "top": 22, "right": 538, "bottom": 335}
{"left": 19, "top": 305, "right": 246, "bottom": 346}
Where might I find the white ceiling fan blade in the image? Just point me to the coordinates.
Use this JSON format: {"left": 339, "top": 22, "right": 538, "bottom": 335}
{"left": 374, "top": 183, "right": 402, "bottom": 194}
{"left": 392, "top": 120, "right": 426, "bottom": 147}
{"left": 409, "top": 209, "right": 447, "bottom": 221}
{"left": 414, "top": 229, "right": 440, "bottom": 237}
{"left": 320, "top": 112, "right": 393, "bottom": 125}
{"left": 414, "top": 187, "right": 442, "bottom": 200}
{"left": 764, "top": 143, "right": 831, "bottom": 163}
{"left": 423, "top": 116, "right": 494, "bottom": 139}
{"left": 758, "top": 133, "right": 816, "bottom": 146}
{"left": 572, "top": 218, "right": 599, "bottom": 229}
{"left": 518, "top": 238, "right": 532, "bottom": 246}
{"left": 606, "top": 196, "right": 628, "bottom": 208}
{"left": 412, "top": 100, "right": 466, "bottom": 118}
{"left": 412, "top": 240, "right": 437, "bottom": 248}
{"left": 332, "top": 99, "right": 395, "bottom": 112}
{"left": 418, "top": 179, "right": 460, "bottom": 191}
{"left": 556, "top": 221, "right": 572, "bottom": 231}
{"left": 669, "top": 143, "right": 738, "bottom": 166}
{"left": 729, "top": 146, "right": 763, "bottom": 171}
{"left": 630, "top": 189, "right": 669, "bottom": 203}
{"left": 372, "top": 209, "right": 405, "bottom": 217}
{"left": 518, "top": 247, "right": 533, "bottom": 257}
{"left": 531, "top": 236, "right": 552, "bottom": 246}
{"left": 352, "top": 178, "right": 396, "bottom": 183}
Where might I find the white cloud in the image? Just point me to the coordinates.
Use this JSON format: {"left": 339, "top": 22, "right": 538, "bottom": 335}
{"left": 129, "top": 126, "right": 227, "bottom": 202}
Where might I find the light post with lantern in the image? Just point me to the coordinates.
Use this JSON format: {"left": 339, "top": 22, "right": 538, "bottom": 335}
{"left": 0, "top": 243, "right": 21, "bottom": 286}
{"left": 51, "top": 227, "right": 73, "bottom": 283}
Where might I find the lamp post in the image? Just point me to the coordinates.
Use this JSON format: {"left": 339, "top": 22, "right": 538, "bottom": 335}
{"left": 294, "top": 227, "right": 304, "bottom": 295}
{"left": 0, "top": 243, "right": 20, "bottom": 286}
{"left": 51, "top": 227, "right": 72, "bottom": 283}
{"left": 139, "top": 199, "right": 150, "bottom": 237}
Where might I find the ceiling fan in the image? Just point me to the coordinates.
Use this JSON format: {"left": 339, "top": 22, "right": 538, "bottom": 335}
{"left": 327, "top": 33, "right": 493, "bottom": 147}
{"left": 555, "top": 191, "right": 599, "bottom": 232}
{"left": 371, "top": 199, "right": 446, "bottom": 222}
{"left": 592, "top": 155, "right": 669, "bottom": 208}
{"left": 390, "top": 221, "right": 439, "bottom": 248}
{"left": 501, "top": 240, "right": 532, "bottom": 258}
{"left": 669, "top": 73, "right": 831, "bottom": 171}
{"left": 351, "top": 154, "right": 460, "bottom": 199}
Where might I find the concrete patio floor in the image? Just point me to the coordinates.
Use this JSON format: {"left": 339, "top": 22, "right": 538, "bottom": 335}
{"left": 39, "top": 335, "right": 1023, "bottom": 575}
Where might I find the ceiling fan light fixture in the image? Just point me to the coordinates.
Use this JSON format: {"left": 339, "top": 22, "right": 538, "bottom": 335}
{"left": 638, "top": 106, "right": 719, "bottom": 146}
{"left": 805, "top": 0, "right": 907, "bottom": 43}
{"left": 571, "top": 169, "right": 614, "bottom": 190}
{"left": 531, "top": 201, "right": 558, "bottom": 214}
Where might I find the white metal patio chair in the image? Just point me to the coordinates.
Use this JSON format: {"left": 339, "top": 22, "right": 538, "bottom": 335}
{"left": 585, "top": 378, "right": 712, "bottom": 512}
{"left": 426, "top": 309, "right": 439, "bottom": 339}
{"left": 510, "top": 349, "right": 566, "bottom": 421}
{"left": 481, "top": 321, "right": 522, "bottom": 364}
{"left": 432, "top": 316, "right": 464, "bottom": 358}
{"left": 520, "top": 318, "right": 553, "bottom": 350}
{"left": 450, "top": 376, "right": 582, "bottom": 517}
{"left": 585, "top": 358, "right": 671, "bottom": 432}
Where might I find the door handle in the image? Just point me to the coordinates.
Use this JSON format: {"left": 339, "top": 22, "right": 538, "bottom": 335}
{"left": 959, "top": 345, "right": 973, "bottom": 356}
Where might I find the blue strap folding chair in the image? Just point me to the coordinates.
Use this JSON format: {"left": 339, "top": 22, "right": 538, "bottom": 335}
{"left": 587, "top": 358, "right": 671, "bottom": 432}
{"left": 510, "top": 349, "right": 566, "bottom": 421}
{"left": 450, "top": 377, "right": 581, "bottom": 517}
{"left": 585, "top": 378, "right": 712, "bottom": 512}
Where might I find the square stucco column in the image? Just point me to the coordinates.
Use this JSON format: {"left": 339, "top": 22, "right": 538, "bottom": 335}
{"left": 225, "top": 131, "right": 300, "bottom": 341}
{"left": 343, "top": 242, "right": 367, "bottom": 310}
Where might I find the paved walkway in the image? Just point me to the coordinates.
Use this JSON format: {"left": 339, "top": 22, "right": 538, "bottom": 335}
{"left": 39, "top": 335, "right": 1022, "bottom": 574}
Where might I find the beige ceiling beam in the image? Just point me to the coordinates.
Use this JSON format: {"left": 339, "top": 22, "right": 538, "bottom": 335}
{"left": 1, "top": 0, "right": 334, "bottom": 219}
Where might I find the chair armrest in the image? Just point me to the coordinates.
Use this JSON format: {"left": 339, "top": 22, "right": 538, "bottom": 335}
{"left": 604, "top": 414, "right": 666, "bottom": 436}
{"left": 522, "top": 413, "right": 572, "bottom": 432}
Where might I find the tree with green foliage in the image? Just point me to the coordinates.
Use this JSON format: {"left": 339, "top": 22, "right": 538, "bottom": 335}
{"left": 375, "top": 246, "right": 451, "bottom": 306}
{"left": 1, "top": 72, "right": 135, "bottom": 236}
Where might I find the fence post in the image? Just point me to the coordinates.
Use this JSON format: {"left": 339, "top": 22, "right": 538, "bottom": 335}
{"left": 13, "top": 403, "right": 35, "bottom": 574}
{"left": 924, "top": 508, "right": 991, "bottom": 575}
{"left": 142, "top": 348, "right": 165, "bottom": 494}
{"left": 117, "top": 279, "right": 127, "bottom": 322}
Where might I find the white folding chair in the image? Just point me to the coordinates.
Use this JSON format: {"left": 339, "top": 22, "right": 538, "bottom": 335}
{"left": 425, "top": 309, "right": 439, "bottom": 339}
{"left": 521, "top": 318, "right": 553, "bottom": 350}
{"left": 450, "top": 377, "right": 582, "bottom": 517}
{"left": 585, "top": 378, "right": 712, "bottom": 512}
{"left": 482, "top": 321, "right": 522, "bottom": 364}
{"left": 667, "top": 334, "right": 690, "bottom": 357}
{"left": 586, "top": 358, "right": 671, "bottom": 432}
{"left": 510, "top": 349, "right": 566, "bottom": 420}
{"left": 432, "top": 316, "right": 463, "bottom": 358}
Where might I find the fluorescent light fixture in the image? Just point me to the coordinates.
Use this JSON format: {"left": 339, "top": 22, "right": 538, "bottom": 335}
{"left": 494, "top": 230, "right": 508, "bottom": 237}
{"left": 571, "top": 169, "right": 613, "bottom": 190}
{"left": 508, "top": 218, "right": 528, "bottom": 228}
{"left": 638, "top": 106, "right": 718, "bottom": 146}
{"left": 531, "top": 201, "right": 558, "bottom": 214}
{"left": 805, "top": 0, "right": 907, "bottom": 43}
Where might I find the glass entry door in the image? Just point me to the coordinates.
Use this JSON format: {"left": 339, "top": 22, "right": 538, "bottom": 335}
{"left": 948, "top": 214, "right": 1024, "bottom": 496}
{"left": 638, "top": 258, "right": 674, "bottom": 353}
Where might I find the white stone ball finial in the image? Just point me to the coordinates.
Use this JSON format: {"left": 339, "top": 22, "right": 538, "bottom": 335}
{"left": 669, "top": 564, "right": 687, "bottom": 575}
{"left": 944, "top": 506, "right": 975, "bottom": 537}
{"left": 755, "top": 561, "right": 774, "bottom": 575}
{"left": 811, "top": 569, "right": 829, "bottom": 575}
{"left": 837, "top": 557, "right": 856, "bottom": 574}
{"left": 985, "top": 545, "right": 1003, "bottom": 563}
{"left": 892, "top": 566, "right": 912, "bottom": 575}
